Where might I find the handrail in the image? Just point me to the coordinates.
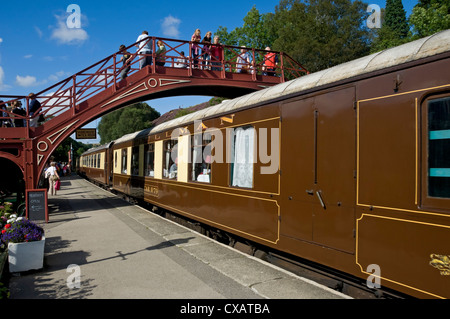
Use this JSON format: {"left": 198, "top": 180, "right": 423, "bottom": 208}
{"left": 0, "top": 36, "right": 308, "bottom": 129}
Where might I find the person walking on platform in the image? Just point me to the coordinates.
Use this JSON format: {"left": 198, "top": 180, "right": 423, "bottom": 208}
{"left": 46, "top": 162, "right": 60, "bottom": 196}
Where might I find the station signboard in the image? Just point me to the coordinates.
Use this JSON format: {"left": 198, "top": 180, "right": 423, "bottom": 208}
{"left": 26, "top": 189, "right": 48, "bottom": 223}
{"left": 76, "top": 128, "right": 97, "bottom": 140}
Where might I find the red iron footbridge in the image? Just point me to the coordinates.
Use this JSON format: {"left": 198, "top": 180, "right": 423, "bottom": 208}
{"left": 0, "top": 36, "right": 307, "bottom": 195}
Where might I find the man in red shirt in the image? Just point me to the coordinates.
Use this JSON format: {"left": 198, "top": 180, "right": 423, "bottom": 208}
{"left": 263, "top": 47, "right": 278, "bottom": 76}
{"left": 210, "top": 36, "right": 224, "bottom": 71}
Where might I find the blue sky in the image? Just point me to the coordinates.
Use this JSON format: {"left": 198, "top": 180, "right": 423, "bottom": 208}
{"left": 0, "top": 0, "right": 418, "bottom": 144}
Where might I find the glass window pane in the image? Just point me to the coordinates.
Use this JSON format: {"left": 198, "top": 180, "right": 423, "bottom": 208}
{"left": 144, "top": 144, "right": 155, "bottom": 177}
{"left": 131, "top": 147, "right": 140, "bottom": 176}
{"left": 428, "top": 97, "right": 450, "bottom": 198}
{"left": 164, "top": 140, "right": 178, "bottom": 179}
{"left": 190, "top": 134, "right": 212, "bottom": 183}
{"left": 121, "top": 149, "right": 128, "bottom": 174}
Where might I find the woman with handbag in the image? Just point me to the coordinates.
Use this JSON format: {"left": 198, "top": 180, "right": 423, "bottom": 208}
{"left": 46, "top": 162, "right": 60, "bottom": 196}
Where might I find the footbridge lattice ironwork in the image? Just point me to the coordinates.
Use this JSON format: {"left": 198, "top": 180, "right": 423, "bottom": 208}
{"left": 0, "top": 36, "right": 308, "bottom": 193}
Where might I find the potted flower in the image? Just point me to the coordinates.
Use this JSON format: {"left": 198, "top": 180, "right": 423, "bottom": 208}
{"left": 0, "top": 202, "right": 14, "bottom": 229}
{"left": 1, "top": 216, "right": 45, "bottom": 273}
{"left": 0, "top": 202, "right": 14, "bottom": 275}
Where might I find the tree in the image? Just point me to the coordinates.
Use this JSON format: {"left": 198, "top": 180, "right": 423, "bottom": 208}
{"left": 215, "top": 6, "right": 278, "bottom": 49}
{"left": 53, "top": 137, "right": 92, "bottom": 164}
{"left": 273, "top": 0, "right": 371, "bottom": 72}
{"left": 97, "top": 102, "right": 160, "bottom": 144}
{"left": 371, "top": 0, "right": 410, "bottom": 52}
{"left": 385, "top": 0, "right": 409, "bottom": 37}
{"left": 216, "top": 0, "right": 371, "bottom": 73}
{"left": 409, "top": 0, "right": 450, "bottom": 39}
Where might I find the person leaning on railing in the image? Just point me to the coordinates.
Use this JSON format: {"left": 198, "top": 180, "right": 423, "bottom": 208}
{"left": 202, "top": 31, "right": 212, "bottom": 70}
{"left": 175, "top": 51, "right": 188, "bottom": 68}
{"left": 1, "top": 101, "right": 12, "bottom": 128}
{"left": 210, "top": 36, "right": 224, "bottom": 71}
{"left": 28, "top": 93, "right": 41, "bottom": 127}
{"left": 263, "top": 47, "right": 278, "bottom": 76}
{"left": 12, "top": 101, "right": 26, "bottom": 127}
{"left": 136, "top": 31, "right": 152, "bottom": 69}
{"left": 155, "top": 40, "right": 167, "bottom": 67}
{"left": 119, "top": 44, "right": 132, "bottom": 80}
{"left": 191, "top": 29, "right": 202, "bottom": 69}
{"left": 236, "top": 46, "right": 250, "bottom": 74}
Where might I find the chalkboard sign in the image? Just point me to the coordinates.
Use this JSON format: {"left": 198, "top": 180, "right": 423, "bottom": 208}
{"left": 26, "top": 189, "right": 48, "bottom": 223}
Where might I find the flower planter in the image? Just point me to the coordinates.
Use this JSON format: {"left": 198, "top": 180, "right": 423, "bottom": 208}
{"left": 8, "top": 236, "right": 45, "bottom": 273}
{"left": 0, "top": 250, "right": 7, "bottom": 278}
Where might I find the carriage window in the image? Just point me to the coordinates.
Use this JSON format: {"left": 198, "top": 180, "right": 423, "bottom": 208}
{"left": 94, "top": 154, "right": 97, "bottom": 168}
{"left": 144, "top": 144, "right": 155, "bottom": 177}
{"left": 428, "top": 97, "right": 450, "bottom": 198}
{"left": 121, "top": 148, "right": 128, "bottom": 174}
{"left": 97, "top": 153, "right": 101, "bottom": 168}
{"left": 190, "top": 133, "right": 212, "bottom": 183}
{"left": 230, "top": 126, "right": 255, "bottom": 188}
{"left": 163, "top": 140, "right": 178, "bottom": 179}
{"left": 131, "top": 146, "right": 140, "bottom": 176}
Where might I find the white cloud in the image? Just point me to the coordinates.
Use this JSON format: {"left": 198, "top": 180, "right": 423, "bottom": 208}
{"left": 0, "top": 66, "right": 8, "bottom": 91}
{"left": 0, "top": 67, "right": 11, "bottom": 91}
{"left": 48, "top": 70, "right": 71, "bottom": 82}
{"left": 15, "top": 70, "right": 71, "bottom": 88}
{"left": 0, "top": 67, "right": 4, "bottom": 85}
{"left": 24, "top": 55, "right": 33, "bottom": 59}
{"left": 0, "top": 38, "right": 3, "bottom": 44}
{"left": 50, "top": 14, "right": 88, "bottom": 45}
{"left": 162, "top": 15, "right": 181, "bottom": 38}
{"left": 34, "top": 26, "right": 43, "bottom": 39}
{"left": 16, "top": 75, "right": 39, "bottom": 87}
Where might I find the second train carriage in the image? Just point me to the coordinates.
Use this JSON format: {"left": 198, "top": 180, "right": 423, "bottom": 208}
{"left": 80, "top": 30, "right": 450, "bottom": 299}
{"left": 78, "top": 142, "right": 114, "bottom": 187}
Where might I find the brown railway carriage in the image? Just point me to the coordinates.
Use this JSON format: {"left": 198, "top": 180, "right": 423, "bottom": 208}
{"left": 79, "top": 142, "right": 113, "bottom": 187}
{"left": 81, "top": 30, "right": 450, "bottom": 298}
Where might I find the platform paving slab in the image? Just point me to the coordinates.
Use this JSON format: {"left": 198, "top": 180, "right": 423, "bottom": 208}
{"left": 8, "top": 175, "right": 350, "bottom": 300}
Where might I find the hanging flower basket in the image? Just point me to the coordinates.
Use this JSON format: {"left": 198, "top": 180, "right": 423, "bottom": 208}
{"left": 1, "top": 218, "right": 45, "bottom": 273}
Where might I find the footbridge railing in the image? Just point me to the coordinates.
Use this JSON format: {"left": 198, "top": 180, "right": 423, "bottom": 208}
{"left": 0, "top": 36, "right": 308, "bottom": 136}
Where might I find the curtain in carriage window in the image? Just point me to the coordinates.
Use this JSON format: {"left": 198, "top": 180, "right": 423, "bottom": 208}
{"left": 191, "top": 134, "right": 202, "bottom": 181}
{"left": 231, "top": 126, "right": 255, "bottom": 188}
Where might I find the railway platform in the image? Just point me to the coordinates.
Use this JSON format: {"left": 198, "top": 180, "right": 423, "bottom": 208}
{"left": 7, "top": 174, "right": 349, "bottom": 303}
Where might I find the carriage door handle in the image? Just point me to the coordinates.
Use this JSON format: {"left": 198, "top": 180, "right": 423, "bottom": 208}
{"left": 306, "top": 190, "right": 314, "bottom": 195}
{"left": 316, "top": 191, "right": 326, "bottom": 210}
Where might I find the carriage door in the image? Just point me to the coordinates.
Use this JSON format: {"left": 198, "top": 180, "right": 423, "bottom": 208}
{"left": 281, "top": 87, "right": 356, "bottom": 253}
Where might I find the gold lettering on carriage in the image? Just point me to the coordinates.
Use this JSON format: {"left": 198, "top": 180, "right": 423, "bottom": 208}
{"left": 430, "top": 254, "right": 450, "bottom": 275}
{"left": 145, "top": 185, "right": 159, "bottom": 197}
{"left": 220, "top": 114, "right": 235, "bottom": 125}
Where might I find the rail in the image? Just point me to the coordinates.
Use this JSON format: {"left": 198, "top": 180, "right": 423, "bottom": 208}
{"left": 0, "top": 36, "right": 308, "bottom": 131}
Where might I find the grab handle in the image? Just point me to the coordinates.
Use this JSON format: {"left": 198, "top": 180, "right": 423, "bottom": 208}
{"left": 316, "top": 191, "right": 326, "bottom": 210}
